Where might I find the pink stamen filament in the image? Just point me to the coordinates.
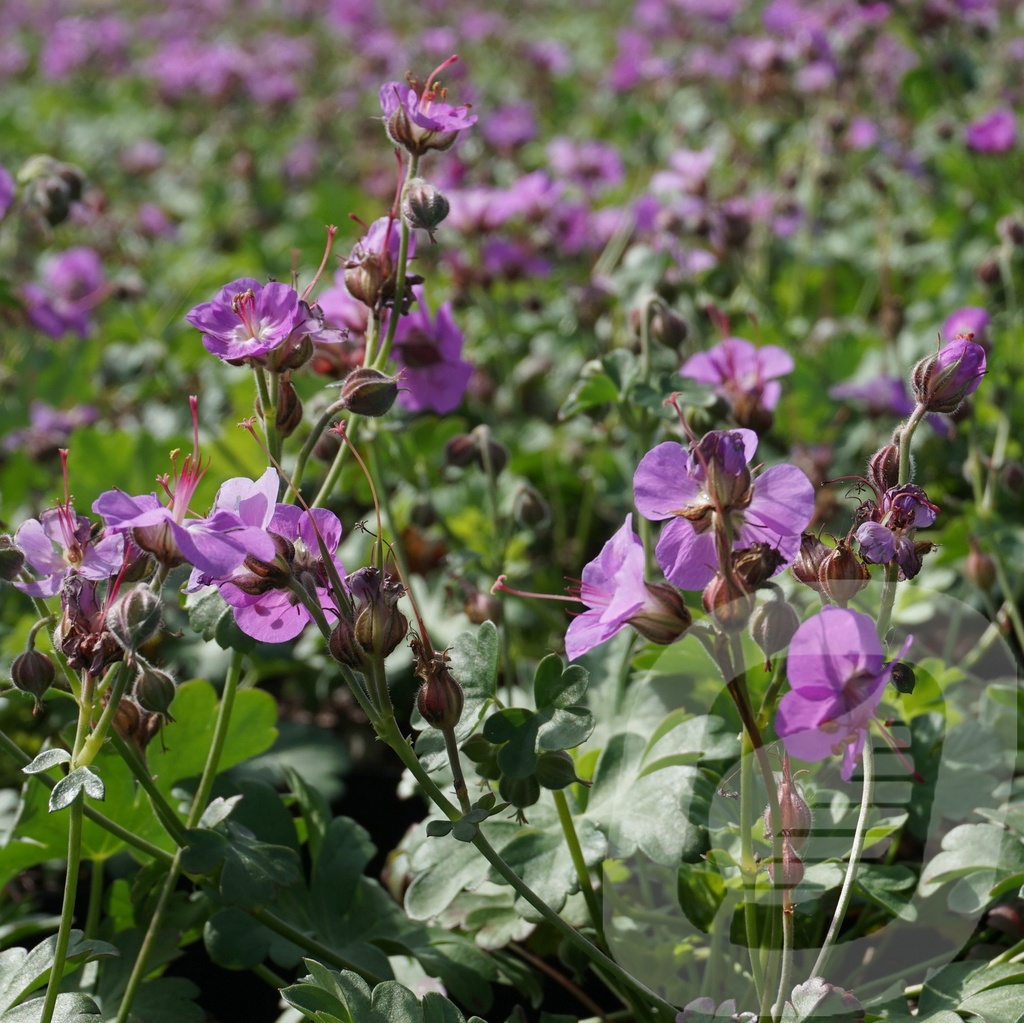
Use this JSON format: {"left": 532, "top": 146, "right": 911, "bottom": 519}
{"left": 302, "top": 225, "right": 339, "bottom": 302}
{"left": 491, "top": 574, "right": 580, "bottom": 604}
{"left": 231, "top": 290, "right": 260, "bottom": 339}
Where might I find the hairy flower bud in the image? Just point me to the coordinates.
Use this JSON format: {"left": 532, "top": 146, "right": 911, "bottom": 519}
{"left": 0, "top": 534, "right": 26, "bottom": 581}
{"left": 732, "top": 543, "right": 785, "bottom": 590}
{"left": 343, "top": 250, "right": 390, "bottom": 310}
{"left": 535, "top": 750, "right": 585, "bottom": 790}
{"left": 416, "top": 661, "right": 465, "bottom": 729}
{"left": 867, "top": 443, "right": 900, "bottom": 494}
{"left": 965, "top": 536, "right": 996, "bottom": 591}
{"left": 649, "top": 308, "right": 689, "bottom": 351}
{"left": 764, "top": 764, "right": 813, "bottom": 853}
{"left": 766, "top": 834, "right": 804, "bottom": 889}
{"left": 11, "top": 650, "right": 55, "bottom": 709}
{"left": 911, "top": 336, "right": 987, "bottom": 413}
{"left": 337, "top": 367, "right": 399, "bottom": 417}
{"left": 107, "top": 586, "right": 163, "bottom": 654}
{"left": 401, "top": 178, "right": 450, "bottom": 240}
{"left": 134, "top": 662, "right": 177, "bottom": 721}
{"left": 702, "top": 573, "right": 756, "bottom": 632}
{"left": 243, "top": 531, "right": 295, "bottom": 588}
{"left": 19, "top": 155, "right": 86, "bottom": 227}
{"left": 749, "top": 599, "right": 800, "bottom": 669}
{"left": 328, "top": 615, "right": 363, "bottom": 668}
{"left": 354, "top": 602, "right": 409, "bottom": 658}
{"left": 627, "top": 582, "right": 692, "bottom": 644}
{"left": 817, "top": 542, "right": 870, "bottom": 606}
{"left": 791, "top": 533, "right": 830, "bottom": 592}
{"left": 464, "top": 590, "right": 502, "bottom": 625}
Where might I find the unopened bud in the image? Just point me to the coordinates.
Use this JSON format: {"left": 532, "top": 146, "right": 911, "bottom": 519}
{"left": 337, "top": 367, "right": 399, "bottom": 417}
{"left": 512, "top": 483, "right": 551, "bottom": 530}
{"left": 965, "top": 536, "right": 996, "bottom": 591}
{"left": 416, "top": 662, "right": 465, "bottom": 729}
{"left": 627, "top": 582, "right": 692, "bottom": 644}
{"left": 867, "top": 444, "right": 900, "bottom": 494}
{"left": 134, "top": 662, "right": 177, "bottom": 720}
{"left": 344, "top": 254, "right": 388, "bottom": 309}
{"left": 11, "top": 650, "right": 55, "bottom": 708}
{"left": 890, "top": 662, "right": 916, "bottom": 694}
{"left": 535, "top": 750, "right": 585, "bottom": 790}
{"left": 764, "top": 766, "right": 813, "bottom": 852}
{"left": 749, "top": 600, "right": 800, "bottom": 669}
{"left": 328, "top": 615, "right": 363, "bottom": 668}
{"left": 0, "top": 535, "right": 26, "bottom": 581}
{"left": 272, "top": 377, "right": 303, "bottom": 437}
{"left": 766, "top": 835, "right": 804, "bottom": 889}
{"left": 401, "top": 178, "right": 450, "bottom": 239}
{"left": 817, "top": 542, "right": 870, "bottom": 607}
{"left": 732, "top": 543, "right": 785, "bottom": 590}
{"left": 107, "top": 587, "right": 163, "bottom": 654}
{"left": 464, "top": 590, "right": 502, "bottom": 625}
{"left": 978, "top": 254, "right": 1001, "bottom": 285}
{"left": 791, "top": 533, "right": 830, "bottom": 592}
{"left": 355, "top": 603, "right": 409, "bottom": 658}
{"left": 649, "top": 308, "right": 689, "bottom": 351}
{"left": 911, "top": 336, "right": 987, "bottom": 413}
{"left": 702, "top": 573, "right": 755, "bottom": 632}
{"left": 499, "top": 772, "right": 541, "bottom": 811}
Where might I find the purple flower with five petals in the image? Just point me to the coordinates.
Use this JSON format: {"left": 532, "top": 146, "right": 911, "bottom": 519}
{"left": 634, "top": 429, "right": 815, "bottom": 590}
{"left": 682, "top": 337, "right": 794, "bottom": 413}
{"left": 965, "top": 108, "right": 1016, "bottom": 154}
{"left": 14, "top": 503, "right": 123, "bottom": 598}
{"left": 380, "top": 56, "right": 476, "bottom": 156}
{"left": 775, "top": 607, "right": 912, "bottom": 781}
{"left": 186, "top": 278, "right": 320, "bottom": 364}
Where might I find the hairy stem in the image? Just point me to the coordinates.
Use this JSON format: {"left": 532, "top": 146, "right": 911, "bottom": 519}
{"left": 552, "top": 788, "right": 604, "bottom": 944}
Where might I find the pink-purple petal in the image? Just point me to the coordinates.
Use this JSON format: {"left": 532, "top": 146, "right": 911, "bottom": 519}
{"left": 634, "top": 443, "right": 699, "bottom": 519}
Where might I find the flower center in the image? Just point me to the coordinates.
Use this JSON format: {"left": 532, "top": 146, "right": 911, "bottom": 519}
{"left": 232, "top": 289, "right": 261, "bottom": 340}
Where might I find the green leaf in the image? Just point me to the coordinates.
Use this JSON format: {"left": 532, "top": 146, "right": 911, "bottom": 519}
{"left": 535, "top": 705, "right": 595, "bottom": 752}
{"left": 855, "top": 864, "right": 918, "bottom": 921}
{"left": 533, "top": 657, "right": 588, "bottom": 709}
{"left": 180, "top": 827, "right": 229, "bottom": 875}
{"left": 919, "top": 822, "right": 1024, "bottom": 913}
{"left": 184, "top": 586, "right": 256, "bottom": 653}
{"left": 2, "top": 992, "right": 103, "bottom": 1023}
{"left": 48, "top": 767, "right": 104, "bottom": 812}
{"left": 204, "top": 906, "right": 272, "bottom": 970}
{"left": 287, "top": 766, "right": 332, "bottom": 863}
{"left": 677, "top": 862, "right": 726, "bottom": 933}
{"left": 218, "top": 823, "right": 302, "bottom": 911}
{"left": 780, "top": 977, "right": 863, "bottom": 1022}
{"left": 0, "top": 931, "right": 119, "bottom": 1013}
{"left": 558, "top": 372, "right": 619, "bottom": 420}
{"left": 22, "top": 749, "right": 71, "bottom": 774}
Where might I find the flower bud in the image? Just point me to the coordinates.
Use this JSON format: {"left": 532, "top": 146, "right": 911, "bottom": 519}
{"left": 498, "top": 773, "right": 541, "bottom": 811}
{"left": 107, "top": 586, "right": 163, "bottom": 654}
{"left": 649, "top": 308, "right": 689, "bottom": 351}
{"left": 464, "top": 590, "right": 502, "bottom": 625}
{"left": 131, "top": 522, "right": 185, "bottom": 569}
{"left": 343, "top": 251, "right": 389, "bottom": 310}
{"left": 817, "top": 542, "right": 870, "bottom": 607}
{"left": 732, "top": 543, "right": 785, "bottom": 590}
{"left": 401, "top": 178, "right": 450, "bottom": 240}
{"left": 443, "top": 433, "right": 478, "bottom": 468}
{"left": 11, "top": 650, "right": 55, "bottom": 709}
{"left": 978, "top": 254, "right": 1001, "bottom": 285}
{"left": 627, "top": 582, "right": 692, "bottom": 644}
{"left": 337, "top": 367, "right": 399, "bottom": 417}
{"left": 890, "top": 662, "right": 916, "bottom": 694}
{"left": 355, "top": 602, "right": 409, "bottom": 658}
{"left": 512, "top": 483, "right": 551, "bottom": 530}
{"left": 416, "top": 662, "right": 465, "bottom": 729}
{"left": 19, "top": 155, "right": 86, "bottom": 227}
{"left": 535, "top": 750, "right": 585, "bottom": 790}
{"left": 242, "top": 531, "right": 295, "bottom": 589}
{"left": 766, "top": 835, "right": 804, "bottom": 889}
{"left": 791, "top": 533, "right": 830, "bottom": 592}
{"left": 911, "top": 336, "right": 987, "bottom": 413}
{"left": 134, "top": 662, "right": 177, "bottom": 721}
{"left": 867, "top": 443, "right": 900, "bottom": 494}
{"left": 0, "top": 534, "right": 26, "bottom": 581}
{"left": 965, "top": 536, "right": 996, "bottom": 591}
{"left": 731, "top": 392, "right": 774, "bottom": 434}
{"left": 749, "top": 600, "right": 800, "bottom": 669}
{"left": 328, "top": 615, "right": 364, "bottom": 668}
{"left": 702, "top": 573, "right": 756, "bottom": 633}
{"left": 111, "top": 695, "right": 142, "bottom": 744}
{"left": 764, "top": 766, "right": 813, "bottom": 853}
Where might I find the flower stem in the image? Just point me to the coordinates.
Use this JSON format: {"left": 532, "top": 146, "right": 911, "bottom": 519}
{"left": 109, "top": 733, "right": 188, "bottom": 847}
{"left": 286, "top": 397, "right": 347, "bottom": 503}
{"left": 84, "top": 859, "right": 104, "bottom": 940}
{"left": 811, "top": 740, "right": 875, "bottom": 978}
{"left": 75, "top": 661, "right": 132, "bottom": 768}
{"left": 896, "top": 405, "right": 926, "bottom": 485}
{"left": 771, "top": 898, "right": 795, "bottom": 1023}
{"left": 254, "top": 365, "right": 279, "bottom": 463}
{"left": 38, "top": 794, "right": 84, "bottom": 1023}
{"left": 552, "top": 788, "right": 604, "bottom": 944}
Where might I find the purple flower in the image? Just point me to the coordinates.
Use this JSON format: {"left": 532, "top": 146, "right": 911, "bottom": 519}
{"left": 2, "top": 401, "right": 98, "bottom": 458}
{"left": 681, "top": 337, "right": 794, "bottom": 415}
{"left": 481, "top": 103, "right": 537, "bottom": 149}
{"left": 14, "top": 503, "right": 123, "bottom": 598}
{"left": 93, "top": 398, "right": 276, "bottom": 576}
{"left": 911, "top": 335, "right": 987, "bottom": 413}
{"left": 855, "top": 484, "right": 938, "bottom": 580}
{"left": 965, "top": 108, "right": 1017, "bottom": 154}
{"left": 547, "top": 137, "right": 624, "bottom": 195}
{"left": 392, "top": 287, "right": 473, "bottom": 414}
{"left": 633, "top": 429, "right": 815, "bottom": 590}
{"left": 185, "top": 278, "right": 317, "bottom": 364}
{"left": 23, "top": 247, "right": 105, "bottom": 338}
{"left": 222, "top": 505, "right": 345, "bottom": 643}
{"left": 380, "top": 56, "right": 477, "bottom": 156}
{"left": 0, "top": 162, "right": 14, "bottom": 219}
{"left": 565, "top": 514, "right": 687, "bottom": 660}
{"left": 775, "top": 607, "right": 912, "bottom": 781}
